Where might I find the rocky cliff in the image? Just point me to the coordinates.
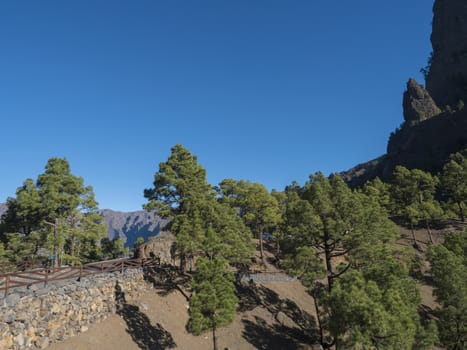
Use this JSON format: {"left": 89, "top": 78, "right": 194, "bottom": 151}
{"left": 342, "top": 0, "right": 467, "bottom": 186}
{"left": 343, "top": 107, "right": 467, "bottom": 187}
{"left": 426, "top": 0, "right": 467, "bottom": 108}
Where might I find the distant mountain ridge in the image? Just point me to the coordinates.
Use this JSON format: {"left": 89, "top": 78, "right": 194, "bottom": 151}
{"left": 98, "top": 209, "right": 168, "bottom": 247}
{"left": 0, "top": 204, "right": 166, "bottom": 248}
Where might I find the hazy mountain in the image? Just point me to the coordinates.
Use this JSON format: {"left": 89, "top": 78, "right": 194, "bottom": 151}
{"left": 98, "top": 209, "right": 168, "bottom": 248}
{"left": 0, "top": 203, "right": 167, "bottom": 248}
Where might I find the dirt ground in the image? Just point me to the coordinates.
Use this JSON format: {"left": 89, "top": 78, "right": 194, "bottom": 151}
{"left": 48, "top": 252, "right": 319, "bottom": 350}
{"left": 48, "top": 224, "right": 461, "bottom": 350}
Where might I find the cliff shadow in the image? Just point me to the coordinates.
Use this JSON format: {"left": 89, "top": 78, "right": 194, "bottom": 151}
{"left": 115, "top": 281, "right": 176, "bottom": 350}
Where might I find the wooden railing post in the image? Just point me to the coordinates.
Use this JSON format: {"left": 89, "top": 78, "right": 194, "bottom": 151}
{"left": 80, "top": 265, "right": 83, "bottom": 279}
{"left": 121, "top": 260, "right": 124, "bottom": 274}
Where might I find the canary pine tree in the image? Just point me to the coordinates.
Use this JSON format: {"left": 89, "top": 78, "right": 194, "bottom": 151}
{"left": 187, "top": 257, "right": 237, "bottom": 350}
{"left": 144, "top": 145, "right": 253, "bottom": 270}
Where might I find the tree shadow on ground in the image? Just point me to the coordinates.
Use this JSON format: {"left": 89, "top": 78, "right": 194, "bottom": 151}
{"left": 115, "top": 281, "right": 176, "bottom": 350}
{"left": 236, "top": 281, "right": 320, "bottom": 348}
{"left": 143, "top": 264, "right": 191, "bottom": 301}
{"left": 242, "top": 316, "right": 305, "bottom": 350}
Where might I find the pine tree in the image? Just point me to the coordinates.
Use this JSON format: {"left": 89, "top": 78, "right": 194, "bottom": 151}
{"left": 0, "top": 242, "right": 8, "bottom": 268}
{"left": 1, "top": 158, "right": 106, "bottom": 267}
{"left": 2, "top": 178, "right": 42, "bottom": 236}
{"left": 100, "top": 237, "right": 129, "bottom": 259}
{"left": 187, "top": 257, "right": 237, "bottom": 350}
{"left": 280, "top": 188, "right": 318, "bottom": 243}
{"left": 36, "top": 158, "right": 105, "bottom": 266}
{"left": 428, "top": 232, "right": 467, "bottom": 350}
{"left": 440, "top": 151, "right": 467, "bottom": 221}
{"left": 329, "top": 268, "right": 436, "bottom": 350}
{"left": 277, "top": 174, "right": 435, "bottom": 349}
{"left": 144, "top": 145, "right": 213, "bottom": 269}
{"left": 145, "top": 145, "right": 253, "bottom": 270}
{"left": 361, "top": 177, "right": 391, "bottom": 212}
{"left": 300, "top": 173, "right": 398, "bottom": 290}
{"left": 218, "top": 179, "right": 280, "bottom": 262}
{"left": 390, "top": 166, "right": 442, "bottom": 245}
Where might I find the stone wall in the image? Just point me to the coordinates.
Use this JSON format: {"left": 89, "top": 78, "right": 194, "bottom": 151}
{"left": 0, "top": 269, "right": 153, "bottom": 349}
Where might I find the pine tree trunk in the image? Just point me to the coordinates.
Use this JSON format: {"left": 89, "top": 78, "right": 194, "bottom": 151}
{"left": 257, "top": 223, "right": 265, "bottom": 264}
{"left": 458, "top": 202, "right": 465, "bottom": 222}
{"left": 70, "top": 234, "right": 75, "bottom": 264}
{"left": 259, "top": 232, "right": 264, "bottom": 264}
{"left": 76, "top": 245, "right": 80, "bottom": 264}
{"left": 324, "top": 239, "right": 334, "bottom": 292}
{"left": 312, "top": 290, "right": 325, "bottom": 347}
{"left": 180, "top": 253, "right": 186, "bottom": 272}
{"left": 426, "top": 220, "right": 434, "bottom": 244}
{"left": 212, "top": 325, "right": 218, "bottom": 350}
{"left": 54, "top": 219, "right": 59, "bottom": 270}
{"left": 410, "top": 223, "right": 418, "bottom": 248}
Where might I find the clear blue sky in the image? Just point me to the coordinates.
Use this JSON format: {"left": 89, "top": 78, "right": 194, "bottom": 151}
{"left": 1, "top": 1, "right": 434, "bottom": 212}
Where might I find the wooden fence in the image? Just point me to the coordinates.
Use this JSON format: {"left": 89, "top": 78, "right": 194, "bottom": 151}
{"left": 0, "top": 257, "right": 161, "bottom": 297}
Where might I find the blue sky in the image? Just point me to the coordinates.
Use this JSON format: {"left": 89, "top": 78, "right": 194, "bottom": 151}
{"left": 1, "top": 1, "right": 434, "bottom": 212}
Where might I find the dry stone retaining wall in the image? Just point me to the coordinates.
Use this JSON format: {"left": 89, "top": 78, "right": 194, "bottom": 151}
{"left": 0, "top": 268, "right": 152, "bottom": 349}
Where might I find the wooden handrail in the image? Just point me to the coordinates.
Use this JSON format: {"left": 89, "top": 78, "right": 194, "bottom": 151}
{"left": 0, "top": 257, "right": 160, "bottom": 297}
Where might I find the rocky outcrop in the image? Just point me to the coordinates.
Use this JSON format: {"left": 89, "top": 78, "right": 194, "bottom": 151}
{"left": 136, "top": 232, "right": 176, "bottom": 265}
{"left": 402, "top": 78, "right": 441, "bottom": 123}
{"left": 426, "top": 0, "right": 467, "bottom": 108}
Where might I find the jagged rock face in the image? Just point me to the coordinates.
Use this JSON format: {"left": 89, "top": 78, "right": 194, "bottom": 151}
{"left": 426, "top": 0, "right": 467, "bottom": 108}
{"left": 386, "top": 108, "right": 467, "bottom": 175}
{"left": 403, "top": 78, "right": 440, "bottom": 123}
{"left": 341, "top": 108, "right": 467, "bottom": 187}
